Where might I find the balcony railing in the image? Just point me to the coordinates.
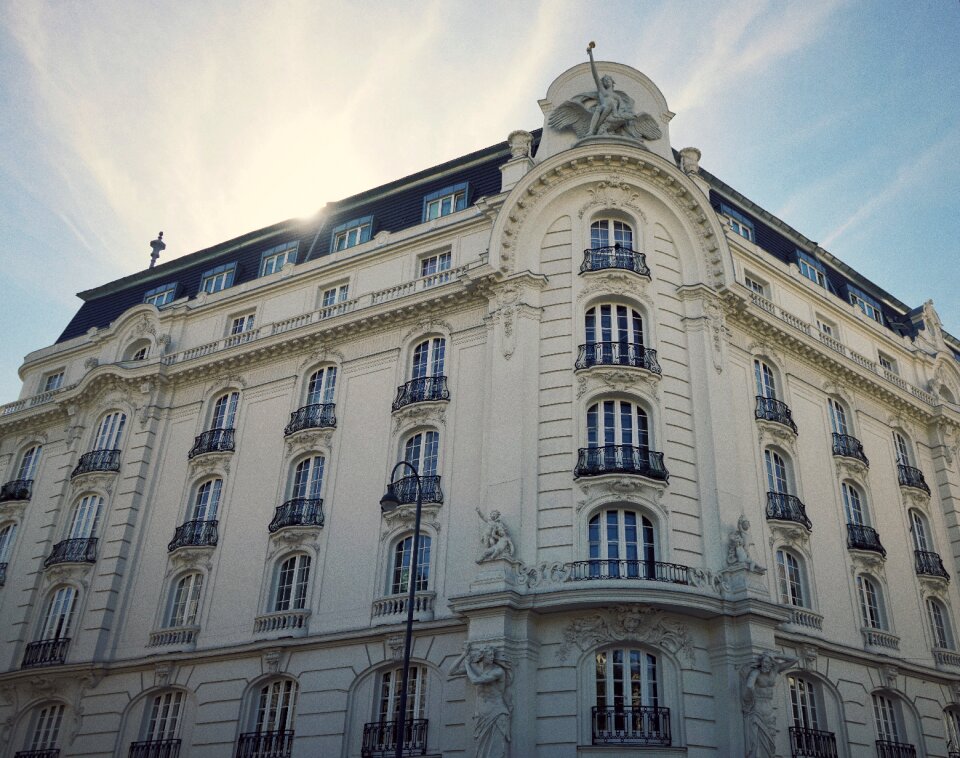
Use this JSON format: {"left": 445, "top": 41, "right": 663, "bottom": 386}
{"left": 392, "top": 475, "right": 443, "bottom": 505}
{"left": 787, "top": 608, "right": 824, "bottom": 631}
{"left": 567, "top": 559, "right": 690, "bottom": 584}
{"left": 755, "top": 396, "right": 798, "bottom": 434}
{"left": 832, "top": 433, "right": 869, "bottom": 466}
{"left": 268, "top": 498, "right": 324, "bottom": 532}
{"left": 283, "top": 403, "right": 336, "bottom": 435}
{"left": 128, "top": 739, "right": 181, "bottom": 758}
{"left": 188, "top": 428, "right": 235, "bottom": 459}
{"left": 392, "top": 376, "right": 450, "bottom": 411}
{"left": 148, "top": 626, "right": 198, "bottom": 648}
{"left": 575, "top": 343, "right": 662, "bottom": 373}
{"left": 44, "top": 537, "right": 98, "bottom": 568}
{"left": 897, "top": 464, "right": 930, "bottom": 494}
{"left": 361, "top": 719, "right": 428, "bottom": 757}
{"left": 876, "top": 740, "right": 916, "bottom": 758}
{"left": 372, "top": 592, "right": 435, "bottom": 624}
{"left": 0, "top": 478, "right": 33, "bottom": 501}
{"left": 14, "top": 750, "right": 61, "bottom": 758}
{"left": 167, "top": 519, "right": 218, "bottom": 552}
{"left": 846, "top": 523, "right": 886, "bottom": 557}
{"left": 591, "top": 705, "right": 671, "bottom": 746}
{"left": 915, "top": 550, "right": 950, "bottom": 580}
{"left": 22, "top": 637, "right": 69, "bottom": 668}
{"left": 253, "top": 609, "right": 310, "bottom": 634}
{"left": 234, "top": 729, "right": 294, "bottom": 758}
{"left": 862, "top": 628, "right": 900, "bottom": 651}
{"left": 575, "top": 445, "right": 669, "bottom": 481}
{"left": 71, "top": 448, "right": 120, "bottom": 478}
{"left": 789, "top": 726, "right": 838, "bottom": 758}
{"left": 766, "top": 492, "right": 813, "bottom": 530}
{"left": 580, "top": 245, "right": 650, "bottom": 276}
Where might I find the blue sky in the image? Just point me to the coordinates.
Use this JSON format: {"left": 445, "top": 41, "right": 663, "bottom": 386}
{"left": 1, "top": 0, "right": 958, "bottom": 402}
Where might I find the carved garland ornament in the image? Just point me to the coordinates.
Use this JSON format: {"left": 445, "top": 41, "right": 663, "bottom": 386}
{"left": 557, "top": 606, "right": 695, "bottom": 666}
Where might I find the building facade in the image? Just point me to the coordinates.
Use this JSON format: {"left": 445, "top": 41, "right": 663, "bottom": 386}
{"left": 2, "top": 58, "right": 960, "bottom": 758}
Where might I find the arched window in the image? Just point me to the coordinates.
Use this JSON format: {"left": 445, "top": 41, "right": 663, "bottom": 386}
{"left": 587, "top": 509, "right": 657, "bottom": 579}
{"left": 827, "top": 398, "right": 849, "bottom": 436}
{"left": 945, "top": 708, "right": 960, "bottom": 754}
{"left": 125, "top": 339, "right": 151, "bottom": 361}
{"left": 776, "top": 550, "right": 808, "bottom": 608}
{"left": 893, "top": 432, "right": 912, "bottom": 467}
{"left": 788, "top": 675, "right": 823, "bottom": 731}
{"left": 93, "top": 411, "right": 126, "bottom": 450}
{"left": 305, "top": 367, "right": 337, "bottom": 406}
{"left": 857, "top": 575, "right": 887, "bottom": 630}
{"left": 67, "top": 494, "right": 103, "bottom": 539}
{"left": 16, "top": 444, "right": 42, "bottom": 480}
{"left": 753, "top": 360, "right": 777, "bottom": 400}
{"left": 24, "top": 703, "right": 65, "bottom": 753}
{"left": 841, "top": 483, "right": 868, "bottom": 526}
{"left": 928, "top": 599, "right": 954, "bottom": 650}
{"left": 190, "top": 480, "right": 222, "bottom": 522}
{"left": 404, "top": 432, "right": 440, "bottom": 477}
{"left": 582, "top": 304, "right": 652, "bottom": 369}
{"left": 211, "top": 392, "right": 239, "bottom": 431}
{"left": 378, "top": 665, "right": 427, "bottom": 723}
{"left": 291, "top": 456, "right": 325, "bottom": 501}
{"left": 272, "top": 554, "right": 311, "bottom": 612}
{"left": 166, "top": 573, "right": 203, "bottom": 628}
{"left": 909, "top": 510, "right": 931, "bottom": 552}
{"left": 764, "top": 450, "right": 791, "bottom": 494}
{"left": 39, "top": 586, "right": 77, "bottom": 641}
{"left": 411, "top": 338, "right": 445, "bottom": 380}
{"left": 593, "top": 647, "right": 669, "bottom": 745}
{"left": 389, "top": 535, "right": 431, "bottom": 595}
{"left": 0, "top": 522, "right": 18, "bottom": 564}
{"left": 873, "top": 693, "right": 906, "bottom": 745}
{"left": 591, "top": 219, "right": 634, "bottom": 250}
{"left": 239, "top": 679, "right": 298, "bottom": 751}
{"left": 587, "top": 400, "right": 650, "bottom": 451}
{"left": 140, "top": 691, "right": 184, "bottom": 744}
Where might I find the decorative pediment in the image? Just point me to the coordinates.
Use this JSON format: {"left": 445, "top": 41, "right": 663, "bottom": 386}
{"left": 756, "top": 419, "right": 798, "bottom": 450}
{"left": 266, "top": 530, "right": 322, "bottom": 561}
{"left": 297, "top": 347, "right": 346, "bottom": 373}
{"left": 166, "top": 548, "right": 214, "bottom": 576}
{"left": 901, "top": 486, "right": 930, "bottom": 510}
{"left": 576, "top": 365, "right": 661, "bottom": 401}
{"left": 767, "top": 521, "right": 811, "bottom": 552}
{"left": 557, "top": 606, "right": 695, "bottom": 666}
{"left": 834, "top": 455, "right": 868, "bottom": 481}
{"left": 576, "top": 178, "right": 650, "bottom": 222}
{"left": 399, "top": 319, "right": 454, "bottom": 346}
{"left": 392, "top": 402, "right": 447, "bottom": 436}
{"left": 188, "top": 452, "right": 231, "bottom": 478}
{"left": 41, "top": 562, "right": 93, "bottom": 592}
{"left": 848, "top": 550, "right": 886, "bottom": 578}
{"left": 379, "top": 502, "right": 442, "bottom": 540}
{"left": 284, "top": 428, "right": 335, "bottom": 458}
{"left": 577, "top": 269, "right": 650, "bottom": 301}
{"left": 575, "top": 473, "right": 666, "bottom": 509}
{"left": 69, "top": 470, "right": 117, "bottom": 497}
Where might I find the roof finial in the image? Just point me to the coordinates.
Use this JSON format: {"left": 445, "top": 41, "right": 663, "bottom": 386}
{"left": 149, "top": 232, "right": 166, "bottom": 268}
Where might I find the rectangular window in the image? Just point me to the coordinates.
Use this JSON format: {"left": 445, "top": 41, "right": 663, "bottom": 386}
{"left": 229, "top": 313, "right": 256, "bottom": 335}
{"left": 43, "top": 372, "right": 64, "bottom": 392}
{"left": 259, "top": 240, "right": 299, "bottom": 276}
{"left": 797, "top": 251, "right": 826, "bottom": 288}
{"left": 848, "top": 285, "right": 884, "bottom": 325}
{"left": 744, "top": 274, "right": 767, "bottom": 297}
{"left": 422, "top": 182, "right": 468, "bottom": 222}
{"left": 143, "top": 283, "right": 178, "bottom": 307}
{"left": 420, "top": 251, "right": 452, "bottom": 285}
{"left": 878, "top": 352, "right": 898, "bottom": 375}
{"left": 321, "top": 283, "right": 350, "bottom": 307}
{"left": 719, "top": 203, "right": 754, "bottom": 242}
{"left": 331, "top": 215, "right": 373, "bottom": 252}
{"left": 816, "top": 316, "right": 836, "bottom": 337}
{"left": 199, "top": 262, "right": 237, "bottom": 294}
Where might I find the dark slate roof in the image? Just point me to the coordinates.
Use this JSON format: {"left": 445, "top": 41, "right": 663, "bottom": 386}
{"left": 56, "top": 132, "right": 541, "bottom": 344}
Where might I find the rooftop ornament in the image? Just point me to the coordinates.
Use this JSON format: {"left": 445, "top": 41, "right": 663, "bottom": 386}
{"left": 548, "top": 41, "right": 662, "bottom": 143}
{"left": 149, "top": 231, "right": 166, "bottom": 268}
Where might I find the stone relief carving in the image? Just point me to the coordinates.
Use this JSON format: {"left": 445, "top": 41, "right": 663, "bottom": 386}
{"left": 265, "top": 533, "right": 321, "bottom": 562}
{"left": 512, "top": 559, "right": 570, "bottom": 588}
{"left": 508, "top": 130, "right": 533, "bottom": 160}
{"left": 548, "top": 43, "right": 662, "bottom": 143}
{"left": 386, "top": 634, "right": 405, "bottom": 661}
{"left": 285, "top": 428, "right": 335, "bottom": 458}
{"left": 741, "top": 653, "right": 797, "bottom": 758}
{"left": 879, "top": 664, "right": 898, "bottom": 689}
{"left": 576, "top": 178, "right": 648, "bottom": 222}
{"left": 154, "top": 661, "right": 174, "bottom": 687}
{"left": 679, "top": 147, "right": 701, "bottom": 175}
{"left": 702, "top": 298, "right": 730, "bottom": 374}
{"left": 450, "top": 644, "right": 512, "bottom": 758}
{"left": 767, "top": 522, "right": 810, "bottom": 552}
{"left": 558, "top": 606, "right": 694, "bottom": 665}
{"left": 262, "top": 649, "right": 283, "bottom": 674}
{"left": 577, "top": 269, "right": 649, "bottom": 301}
{"left": 392, "top": 403, "right": 446, "bottom": 436}
{"left": 575, "top": 475, "right": 666, "bottom": 512}
{"left": 84, "top": 357, "right": 99, "bottom": 371}
{"left": 379, "top": 503, "right": 441, "bottom": 539}
{"left": 727, "top": 516, "right": 765, "bottom": 574}
{"left": 576, "top": 364, "right": 661, "bottom": 401}
{"left": 476, "top": 508, "right": 515, "bottom": 563}
{"left": 167, "top": 549, "right": 213, "bottom": 576}
{"left": 847, "top": 550, "right": 885, "bottom": 579}
{"left": 756, "top": 419, "right": 798, "bottom": 450}
{"left": 188, "top": 453, "right": 231, "bottom": 478}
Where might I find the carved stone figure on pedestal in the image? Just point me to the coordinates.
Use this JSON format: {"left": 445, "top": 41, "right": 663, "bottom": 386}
{"left": 548, "top": 42, "right": 662, "bottom": 142}
{"left": 741, "top": 653, "right": 797, "bottom": 758}
{"left": 451, "top": 644, "right": 512, "bottom": 758}
{"left": 476, "top": 508, "right": 515, "bottom": 563}
{"left": 727, "top": 515, "right": 764, "bottom": 573}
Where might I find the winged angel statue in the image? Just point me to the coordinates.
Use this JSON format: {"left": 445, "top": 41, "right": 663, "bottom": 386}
{"left": 548, "top": 42, "right": 662, "bottom": 143}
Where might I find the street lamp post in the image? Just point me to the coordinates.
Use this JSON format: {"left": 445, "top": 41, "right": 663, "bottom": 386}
{"left": 380, "top": 460, "right": 424, "bottom": 758}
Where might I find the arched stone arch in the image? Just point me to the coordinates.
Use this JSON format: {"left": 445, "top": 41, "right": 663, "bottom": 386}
{"left": 113, "top": 685, "right": 197, "bottom": 755}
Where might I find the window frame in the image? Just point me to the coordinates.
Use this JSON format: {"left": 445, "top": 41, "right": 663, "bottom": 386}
{"left": 198, "top": 262, "right": 237, "bottom": 295}
{"left": 421, "top": 182, "right": 468, "bottom": 222}
{"left": 39, "top": 585, "right": 78, "bottom": 641}
{"left": 753, "top": 359, "right": 778, "bottom": 400}
{"left": 143, "top": 283, "right": 178, "bottom": 308}
{"left": 229, "top": 313, "right": 256, "bottom": 336}
{"left": 743, "top": 273, "right": 767, "bottom": 297}
{"left": 17, "top": 444, "right": 42, "bottom": 480}
{"left": 210, "top": 391, "right": 239, "bottom": 431}
{"left": 928, "top": 598, "right": 954, "bottom": 650}
{"left": 321, "top": 282, "right": 350, "bottom": 307}
{"left": 166, "top": 572, "right": 204, "bottom": 628}
{"left": 378, "top": 665, "right": 427, "bottom": 722}
{"left": 775, "top": 548, "right": 808, "bottom": 608}
{"left": 719, "top": 203, "right": 754, "bottom": 242}
{"left": 857, "top": 574, "right": 887, "bottom": 630}
{"left": 419, "top": 251, "right": 452, "bottom": 282}
{"left": 0, "top": 521, "right": 18, "bottom": 563}
{"left": 248, "top": 678, "right": 298, "bottom": 734}
{"left": 848, "top": 285, "right": 884, "bottom": 325}
{"left": 389, "top": 533, "right": 432, "bottom": 596}
{"left": 93, "top": 411, "right": 126, "bottom": 450}
{"left": 331, "top": 215, "right": 373, "bottom": 252}
{"left": 586, "top": 399, "right": 651, "bottom": 451}
{"left": 26, "top": 702, "right": 65, "bottom": 752}
{"left": 259, "top": 240, "right": 299, "bottom": 277}
{"left": 590, "top": 218, "right": 635, "bottom": 250}
{"left": 42, "top": 371, "right": 65, "bottom": 393}
{"left": 797, "top": 251, "right": 827, "bottom": 289}
{"left": 787, "top": 674, "right": 823, "bottom": 732}
{"left": 878, "top": 352, "right": 898, "bottom": 375}
{"left": 141, "top": 691, "right": 184, "bottom": 742}
{"left": 272, "top": 553, "right": 312, "bottom": 612}
{"left": 189, "top": 478, "right": 223, "bottom": 522}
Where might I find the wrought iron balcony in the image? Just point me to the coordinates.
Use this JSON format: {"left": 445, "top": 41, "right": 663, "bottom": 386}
{"left": 591, "top": 705, "right": 671, "bottom": 746}
{"left": 575, "top": 342, "right": 661, "bottom": 373}
{"left": 188, "top": 428, "right": 235, "bottom": 459}
{"left": 846, "top": 523, "right": 886, "bottom": 557}
{"left": 766, "top": 492, "right": 812, "bottom": 530}
{"left": 897, "top": 464, "right": 930, "bottom": 494}
{"left": 14, "top": 750, "right": 61, "bottom": 758}
{"left": 0, "top": 478, "right": 33, "bottom": 501}
{"left": 789, "top": 726, "right": 838, "bottom": 758}
{"left": 392, "top": 376, "right": 450, "bottom": 411}
{"left": 580, "top": 244, "right": 650, "bottom": 277}
{"left": 915, "top": 550, "right": 950, "bottom": 580}
{"left": 832, "top": 433, "right": 869, "bottom": 466}
{"left": 128, "top": 739, "right": 181, "bottom": 758}
{"left": 167, "top": 519, "right": 218, "bottom": 552}
{"left": 71, "top": 448, "right": 120, "bottom": 478}
{"left": 391, "top": 475, "right": 443, "bottom": 505}
{"left": 361, "top": 719, "right": 428, "bottom": 757}
{"left": 44, "top": 537, "right": 98, "bottom": 568}
{"left": 755, "top": 396, "right": 798, "bottom": 434}
{"left": 876, "top": 740, "right": 916, "bottom": 758}
{"left": 0, "top": 562, "right": 6, "bottom": 587}
{"left": 567, "top": 559, "right": 690, "bottom": 584}
{"left": 575, "top": 445, "right": 669, "bottom": 481}
{"left": 268, "top": 498, "right": 324, "bottom": 532}
{"left": 284, "top": 403, "right": 336, "bottom": 435}
{"left": 21, "top": 637, "right": 69, "bottom": 668}
{"left": 235, "top": 729, "right": 294, "bottom": 758}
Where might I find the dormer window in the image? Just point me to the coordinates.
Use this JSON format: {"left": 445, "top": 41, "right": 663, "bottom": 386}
{"left": 796, "top": 251, "right": 826, "bottom": 288}
{"left": 199, "top": 263, "right": 237, "bottom": 294}
{"left": 260, "top": 241, "right": 299, "bottom": 276}
{"left": 422, "top": 182, "right": 468, "bottom": 221}
{"left": 719, "top": 204, "right": 754, "bottom": 242}
{"left": 143, "top": 283, "right": 178, "bottom": 307}
{"left": 332, "top": 216, "right": 373, "bottom": 252}
{"left": 848, "top": 286, "right": 884, "bottom": 325}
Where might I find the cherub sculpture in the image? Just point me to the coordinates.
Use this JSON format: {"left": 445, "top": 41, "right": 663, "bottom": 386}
{"left": 476, "top": 508, "right": 515, "bottom": 563}
{"left": 548, "top": 42, "right": 662, "bottom": 142}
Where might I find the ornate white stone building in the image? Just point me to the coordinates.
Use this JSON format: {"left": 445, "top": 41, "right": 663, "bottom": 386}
{"left": 1, "top": 55, "right": 960, "bottom": 758}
